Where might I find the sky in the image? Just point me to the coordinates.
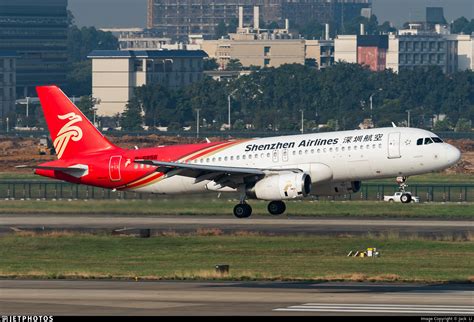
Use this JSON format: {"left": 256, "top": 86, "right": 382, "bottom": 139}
{"left": 68, "top": 0, "right": 474, "bottom": 28}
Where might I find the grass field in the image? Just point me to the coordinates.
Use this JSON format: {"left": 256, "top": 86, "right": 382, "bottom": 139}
{"left": 1, "top": 172, "right": 473, "bottom": 183}
{"left": 1, "top": 233, "right": 472, "bottom": 283}
{"left": 0, "top": 199, "right": 473, "bottom": 218}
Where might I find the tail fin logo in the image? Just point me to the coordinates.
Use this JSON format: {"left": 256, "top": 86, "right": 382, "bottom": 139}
{"left": 54, "top": 113, "right": 83, "bottom": 159}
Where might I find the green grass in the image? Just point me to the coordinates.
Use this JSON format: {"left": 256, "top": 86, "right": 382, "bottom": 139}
{"left": 1, "top": 172, "right": 473, "bottom": 183}
{"left": 0, "top": 199, "right": 472, "bottom": 218}
{"left": 1, "top": 233, "right": 472, "bottom": 283}
{"left": 372, "top": 173, "right": 474, "bottom": 184}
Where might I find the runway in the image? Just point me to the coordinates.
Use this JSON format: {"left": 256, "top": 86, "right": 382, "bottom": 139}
{"left": 0, "top": 215, "right": 473, "bottom": 236}
{"left": 1, "top": 280, "right": 473, "bottom": 315}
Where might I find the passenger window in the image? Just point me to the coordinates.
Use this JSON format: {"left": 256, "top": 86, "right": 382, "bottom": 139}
{"left": 212, "top": 157, "right": 216, "bottom": 162}
{"left": 311, "top": 149, "right": 314, "bottom": 154}
{"left": 230, "top": 156, "right": 234, "bottom": 161}
{"left": 267, "top": 153, "right": 271, "bottom": 158}
{"left": 255, "top": 154, "right": 258, "bottom": 159}
{"left": 354, "top": 146, "right": 357, "bottom": 150}
{"left": 378, "top": 144, "right": 382, "bottom": 148}
{"left": 242, "top": 155, "right": 246, "bottom": 160}
{"left": 342, "top": 147, "right": 345, "bottom": 151}
{"left": 292, "top": 151, "right": 296, "bottom": 156}
{"left": 305, "top": 150, "right": 308, "bottom": 154}
{"left": 417, "top": 138, "right": 423, "bottom": 145}
{"left": 329, "top": 148, "right": 333, "bottom": 152}
{"left": 248, "top": 155, "right": 252, "bottom": 159}
{"left": 424, "top": 137, "right": 433, "bottom": 145}
{"left": 317, "top": 149, "right": 321, "bottom": 153}
{"left": 432, "top": 137, "right": 443, "bottom": 143}
{"left": 224, "top": 157, "right": 228, "bottom": 161}
{"left": 236, "top": 156, "right": 240, "bottom": 160}
{"left": 299, "top": 150, "right": 303, "bottom": 155}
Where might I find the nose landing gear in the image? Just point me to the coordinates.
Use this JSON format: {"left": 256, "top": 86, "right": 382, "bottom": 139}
{"left": 396, "top": 176, "right": 412, "bottom": 204}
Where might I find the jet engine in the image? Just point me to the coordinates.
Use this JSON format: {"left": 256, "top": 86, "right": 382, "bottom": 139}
{"left": 312, "top": 181, "right": 362, "bottom": 196}
{"left": 246, "top": 172, "right": 312, "bottom": 201}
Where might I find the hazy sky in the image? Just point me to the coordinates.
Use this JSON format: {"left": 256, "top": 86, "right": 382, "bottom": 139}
{"left": 68, "top": 0, "right": 474, "bottom": 28}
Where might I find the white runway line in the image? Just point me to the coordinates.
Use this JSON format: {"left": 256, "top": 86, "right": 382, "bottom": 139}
{"left": 274, "top": 303, "right": 474, "bottom": 315}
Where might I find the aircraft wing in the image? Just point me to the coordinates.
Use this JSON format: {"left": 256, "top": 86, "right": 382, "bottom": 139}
{"left": 134, "top": 159, "right": 302, "bottom": 188}
{"left": 16, "top": 164, "right": 89, "bottom": 178}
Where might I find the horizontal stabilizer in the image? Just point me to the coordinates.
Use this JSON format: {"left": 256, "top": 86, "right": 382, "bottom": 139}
{"left": 16, "top": 164, "right": 89, "bottom": 178}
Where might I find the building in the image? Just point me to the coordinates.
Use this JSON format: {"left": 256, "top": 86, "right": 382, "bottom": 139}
{"left": 0, "top": 0, "right": 68, "bottom": 97}
{"left": 203, "top": 38, "right": 306, "bottom": 69}
{"left": 447, "top": 34, "right": 474, "bottom": 71}
{"left": 305, "top": 39, "right": 335, "bottom": 69}
{"left": 335, "top": 24, "right": 458, "bottom": 74}
{"left": 88, "top": 50, "right": 208, "bottom": 116}
{"left": 387, "top": 28, "right": 458, "bottom": 74}
{"left": 147, "top": 0, "right": 371, "bottom": 41}
{"left": 100, "top": 28, "right": 174, "bottom": 50}
{"left": 0, "top": 51, "right": 16, "bottom": 128}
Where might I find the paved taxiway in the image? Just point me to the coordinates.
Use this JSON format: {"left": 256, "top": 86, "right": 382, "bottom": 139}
{"left": 1, "top": 215, "right": 473, "bottom": 236}
{"left": 1, "top": 280, "right": 473, "bottom": 315}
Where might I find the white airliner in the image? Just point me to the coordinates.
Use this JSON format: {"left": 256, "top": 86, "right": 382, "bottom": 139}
{"left": 28, "top": 86, "right": 462, "bottom": 218}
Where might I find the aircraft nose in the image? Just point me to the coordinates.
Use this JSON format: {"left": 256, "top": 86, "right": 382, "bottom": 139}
{"left": 445, "top": 144, "right": 461, "bottom": 166}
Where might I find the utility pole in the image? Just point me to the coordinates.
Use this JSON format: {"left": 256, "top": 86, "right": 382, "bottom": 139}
{"left": 369, "top": 88, "right": 383, "bottom": 126}
{"left": 406, "top": 110, "right": 411, "bottom": 128}
{"left": 196, "top": 109, "right": 201, "bottom": 138}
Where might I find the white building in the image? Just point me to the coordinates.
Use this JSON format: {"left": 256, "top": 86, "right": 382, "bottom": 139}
{"left": 88, "top": 50, "right": 208, "bottom": 116}
{"left": 447, "top": 34, "right": 474, "bottom": 71}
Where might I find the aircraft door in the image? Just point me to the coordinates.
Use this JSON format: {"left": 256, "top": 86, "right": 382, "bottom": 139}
{"left": 109, "top": 155, "right": 122, "bottom": 181}
{"left": 387, "top": 132, "right": 401, "bottom": 159}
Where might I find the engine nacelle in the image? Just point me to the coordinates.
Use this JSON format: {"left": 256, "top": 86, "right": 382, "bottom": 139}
{"left": 246, "top": 172, "right": 312, "bottom": 201}
{"left": 312, "top": 181, "right": 362, "bottom": 196}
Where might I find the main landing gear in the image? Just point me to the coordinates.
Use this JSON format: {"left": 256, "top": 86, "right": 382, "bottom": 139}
{"left": 233, "top": 199, "right": 287, "bottom": 218}
{"left": 267, "top": 200, "right": 286, "bottom": 215}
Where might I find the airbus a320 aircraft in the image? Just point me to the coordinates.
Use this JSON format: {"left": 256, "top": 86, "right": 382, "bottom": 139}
{"left": 20, "top": 86, "right": 462, "bottom": 218}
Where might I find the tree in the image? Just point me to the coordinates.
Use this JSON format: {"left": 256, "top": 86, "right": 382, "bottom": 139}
{"left": 226, "top": 59, "right": 243, "bottom": 71}
{"left": 215, "top": 21, "right": 228, "bottom": 39}
{"left": 203, "top": 58, "right": 219, "bottom": 71}
{"left": 76, "top": 95, "right": 96, "bottom": 121}
{"left": 121, "top": 97, "right": 143, "bottom": 130}
{"left": 66, "top": 25, "right": 118, "bottom": 96}
{"left": 455, "top": 118, "right": 472, "bottom": 132}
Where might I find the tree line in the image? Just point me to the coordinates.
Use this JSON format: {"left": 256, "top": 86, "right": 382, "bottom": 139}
{"left": 120, "top": 62, "right": 473, "bottom": 132}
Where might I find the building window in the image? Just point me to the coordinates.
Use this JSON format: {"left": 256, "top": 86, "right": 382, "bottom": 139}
{"left": 264, "top": 58, "right": 270, "bottom": 67}
{"left": 264, "top": 46, "right": 271, "bottom": 56}
{"left": 134, "top": 60, "right": 143, "bottom": 72}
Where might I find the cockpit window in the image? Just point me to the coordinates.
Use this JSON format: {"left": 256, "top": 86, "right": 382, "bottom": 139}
{"left": 417, "top": 138, "right": 423, "bottom": 145}
{"left": 432, "top": 137, "right": 443, "bottom": 143}
{"left": 424, "top": 137, "right": 434, "bottom": 145}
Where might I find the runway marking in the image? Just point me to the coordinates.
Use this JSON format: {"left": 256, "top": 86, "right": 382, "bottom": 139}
{"left": 274, "top": 303, "right": 474, "bottom": 315}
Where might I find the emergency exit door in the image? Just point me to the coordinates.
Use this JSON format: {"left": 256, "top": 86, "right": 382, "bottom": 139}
{"left": 387, "top": 132, "right": 401, "bottom": 159}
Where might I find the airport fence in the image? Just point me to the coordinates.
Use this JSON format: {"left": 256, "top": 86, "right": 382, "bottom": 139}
{"left": 0, "top": 180, "right": 473, "bottom": 203}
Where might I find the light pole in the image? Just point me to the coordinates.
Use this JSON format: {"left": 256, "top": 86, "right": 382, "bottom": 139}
{"left": 300, "top": 109, "right": 304, "bottom": 134}
{"left": 227, "top": 88, "right": 238, "bottom": 130}
{"left": 227, "top": 95, "right": 231, "bottom": 130}
{"left": 25, "top": 96, "right": 30, "bottom": 128}
{"left": 196, "top": 109, "right": 201, "bottom": 138}
{"left": 406, "top": 110, "right": 411, "bottom": 128}
{"left": 369, "top": 88, "right": 383, "bottom": 124}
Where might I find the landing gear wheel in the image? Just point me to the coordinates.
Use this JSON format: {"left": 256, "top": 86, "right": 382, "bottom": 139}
{"left": 400, "top": 193, "right": 412, "bottom": 204}
{"left": 233, "top": 203, "right": 252, "bottom": 218}
{"left": 268, "top": 201, "right": 286, "bottom": 215}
